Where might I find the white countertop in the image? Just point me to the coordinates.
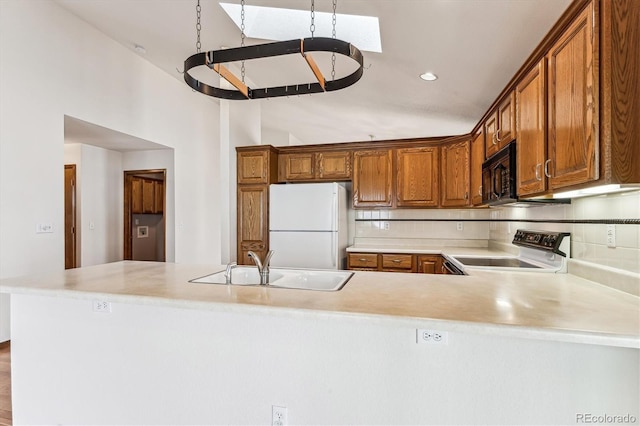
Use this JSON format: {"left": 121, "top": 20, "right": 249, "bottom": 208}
{"left": 1, "top": 260, "right": 638, "bottom": 349}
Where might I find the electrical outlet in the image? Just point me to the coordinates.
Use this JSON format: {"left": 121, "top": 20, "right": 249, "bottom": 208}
{"left": 417, "top": 329, "right": 448, "bottom": 345}
{"left": 606, "top": 225, "right": 616, "bottom": 248}
{"left": 456, "top": 222, "right": 464, "bottom": 231}
{"left": 272, "top": 405, "right": 287, "bottom": 426}
{"left": 92, "top": 300, "right": 112, "bottom": 313}
{"left": 383, "top": 221, "right": 390, "bottom": 230}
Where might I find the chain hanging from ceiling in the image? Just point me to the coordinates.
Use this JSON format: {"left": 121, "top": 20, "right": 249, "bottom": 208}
{"left": 183, "top": 0, "right": 364, "bottom": 100}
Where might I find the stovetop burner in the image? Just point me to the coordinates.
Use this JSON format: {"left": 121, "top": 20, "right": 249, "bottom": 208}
{"left": 449, "top": 230, "right": 571, "bottom": 273}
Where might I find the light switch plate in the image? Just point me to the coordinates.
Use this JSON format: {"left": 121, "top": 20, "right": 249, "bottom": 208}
{"left": 606, "top": 225, "right": 616, "bottom": 248}
{"left": 36, "top": 223, "right": 54, "bottom": 233}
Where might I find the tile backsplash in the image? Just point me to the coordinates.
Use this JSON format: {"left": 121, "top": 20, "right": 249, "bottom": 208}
{"left": 353, "top": 190, "right": 640, "bottom": 274}
{"left": 490, "top": 190, "right": 640, "bottom": 274}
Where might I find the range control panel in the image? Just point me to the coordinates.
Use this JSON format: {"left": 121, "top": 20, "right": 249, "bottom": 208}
{"left": 512, "top": 229, "right": 570, "bottom": 256}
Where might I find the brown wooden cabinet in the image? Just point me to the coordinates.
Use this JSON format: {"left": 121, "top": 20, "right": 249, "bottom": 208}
{"left": 348, "top": 252, "right": 445, "bottom": 274}
{"left": 278, "top": 150, "right": 352, "bottom": 182}
{"left": 131, "top": 177, "right": 164, "bottom": 214}
{"left": 352, "top": 149, "right": 393, "bottom": 208}
{"left": 153, "top": 180, "right": 164, "bottom": 214}
{"left": 470, "top": 129, "right": 485, "bottom": 205}
{"left": 238, "top": 148, "right": 277, "bottom": 185}
{"left": 279, "top": 153, "right": 315, "bottom": 181}
{"left": 347, "top": 253, "right": 379, "bottom": 270}
{"left": 381, "top": 253, "right": 414, "bottom": 272}
{"left": 485, "top": 91, "right": 515, "bottom": 159}
{"left": 396, "top": 147, "right": 439, "bottom": 207}
{"left": 547, "top": 1, "right": 597, "bottom": 191}
{"left": 236, "top": 146, "right": 278, "bottom": 264}
{"left": 316, "top": 151, "right": 352, "bottom": 180}
{"left": 416, "top": 255, "right": 444, "bottom": 274}
{"left": 517, "top": 58, "right": 547, "bottom": 197}
{"left": 440, "top": 140, "right": 471, "bottom": 207}
{"left": 237, "top": 185, "right": 268, "bottom": 265}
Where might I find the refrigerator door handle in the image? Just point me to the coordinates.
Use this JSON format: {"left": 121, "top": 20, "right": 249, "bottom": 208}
{"left": 331, "top": 231, "right": 336, "bottom": 268}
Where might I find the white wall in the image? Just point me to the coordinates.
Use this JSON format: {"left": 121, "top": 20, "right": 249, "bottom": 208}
{"left": 0, "top": 0, "right": 221, "bottom": 340}
{"left": 11, "top": 294, "right": 639, "bottom": 425}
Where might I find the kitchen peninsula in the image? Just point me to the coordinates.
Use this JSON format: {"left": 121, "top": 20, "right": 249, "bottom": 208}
{"left": 2, "top": 260, "right": 638, "bottom": 424}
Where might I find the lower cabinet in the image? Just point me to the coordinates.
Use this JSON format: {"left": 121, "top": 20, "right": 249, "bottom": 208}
{"left": 348, "top": 252, "right": 446, "bottom": 274}
{"left": 237, "top": 185, "right": 268, "bottom": 265}
{"left": 416, "top": 255, "right": 444, "bottom": 274}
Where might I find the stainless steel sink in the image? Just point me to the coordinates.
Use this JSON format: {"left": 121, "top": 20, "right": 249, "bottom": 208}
{"left": 190, "top": 266, "right": 353, "bottom": 291}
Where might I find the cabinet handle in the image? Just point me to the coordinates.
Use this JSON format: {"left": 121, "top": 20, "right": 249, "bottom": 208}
{"left": 392, "top": 259, "right": 402, "bottom": 263}
{"left": 544, "top": 159, "right": 552, "bottom": 178}
{"left": 464, "top": 192, "right": 469, "bottom": 200}
{"left": 535, "top": 163, "right": 542, "bottom": 181}
{"left": 495, "top": 129, "right": 502, "bottom": 142}
{"left": 492, "top": 133, "right": 498, "bottom": 145}
{"left": 478, "top": 185, "right": 482, "bottom": 196}
{"left": 359, "top": 258, "right": 368, "bottom": 262}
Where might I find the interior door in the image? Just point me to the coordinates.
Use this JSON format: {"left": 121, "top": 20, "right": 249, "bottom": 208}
{"left": 64, "top": 164, "right": 77, "bottom": 269}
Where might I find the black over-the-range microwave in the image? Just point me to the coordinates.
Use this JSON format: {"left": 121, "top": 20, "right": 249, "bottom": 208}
{"left": 481, "top": 142, "right": 518, "bottom": 205}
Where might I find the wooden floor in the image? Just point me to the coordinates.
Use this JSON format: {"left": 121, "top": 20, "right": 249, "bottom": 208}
{"left": 0, "top": 342, "right": 11, "bottom": 426}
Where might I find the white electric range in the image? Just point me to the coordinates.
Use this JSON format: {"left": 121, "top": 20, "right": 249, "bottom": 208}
{"left": 445, "top": 229, "right": 571, "bottom": 274}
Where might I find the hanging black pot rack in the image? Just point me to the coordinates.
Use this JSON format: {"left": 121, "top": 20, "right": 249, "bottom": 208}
{"left": 183, "top": 37, "right": 364, "bottom": 100}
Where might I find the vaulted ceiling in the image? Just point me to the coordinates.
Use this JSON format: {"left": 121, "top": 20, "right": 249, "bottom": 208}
{"left": 56, "top": 0, "right": 572, "bottom": 145}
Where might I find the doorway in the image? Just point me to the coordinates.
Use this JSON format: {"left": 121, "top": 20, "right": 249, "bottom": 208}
{"left": 64, "top": 164, "right": 77, "bottom": 269}
{"left": 124, "top": 169, "right": 167, "bottom": 261}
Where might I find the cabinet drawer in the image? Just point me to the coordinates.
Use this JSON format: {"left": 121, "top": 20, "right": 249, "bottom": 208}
{"left": 348, "top": 253, "right": 379, "bottom": 269}
{"left": 381, "top": 254, "right": 413, "bottom": 270}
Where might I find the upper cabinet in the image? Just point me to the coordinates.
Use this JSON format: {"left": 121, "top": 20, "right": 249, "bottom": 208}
{"left": 441, "top": 140, "right": 471, "bottom": 207}
{"left": 238, "top": 147, "right": 278, "bottom": 185}
{"left": 131, "top": 177, "right": 164, "bottom": 214}
{"left": 396, "top": 147, "right": 439, "bottom": 207}
{"left": 547, "top": 1, "right": 597, "bottom": 190}
{"left": 517, "top": 59, "right": 547, "bottom": 196}
{"left": 470, "top": 129, "right": 485, "bottom": 205}
{"left": 278, "top": 150, "right": 352, "bottom": 182}
{"left": 352, "top": 149, "right": 393, "bottom": 208}
{"left": 485, "top": 91, "right": 515, "bottom": 159}
{"left": 316, "top": 151, "right": 352, "bottom": 181}
{"left": 279, "top": 153, "right": 315, "bottom": 181}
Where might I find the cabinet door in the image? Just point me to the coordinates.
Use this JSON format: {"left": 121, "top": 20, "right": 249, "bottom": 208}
{"left": 153, "top": 180, "right": 164, "bottom": 214}
{"left": 142, "top": 179, "right": 155, "bottom": 213}
{"left": 352, "top": 150, "right": 393, "bottom": 208}
{"left": 279, "top": 153, "right": 314, "bottom": 181}
{"left": 396, "top": 147, "right": 439, "bottom": 207}
{"left": 440, "top": 140, "right": 470, "bottom": 207}
{"left": 484, "top": 112, "right": 499, "bottom": 159}
{"left": 316, "top": 151, "right": 352, "bottom": 180}
{"left": 131, "top": 177, "right": 143, "bottom": 214}
{"left": 517, "top": 59, "right": 547, "bottom": 196}
{"left": 417, "top": 255, "right": 443, "bottom": 274}
{"left": 547, "top": 1, "right": 597, "bottom": 190}
{"left": 237, "top": 185, "right": 268, "bottom": 265}
{"left": 470, "top": 129, "right": 485, "bottom": 205}
{"left": 238, "top": 150, "right": 269, "bottom": 184}
{"left": 497, "top": 91, "right": 515, "bottom": 148}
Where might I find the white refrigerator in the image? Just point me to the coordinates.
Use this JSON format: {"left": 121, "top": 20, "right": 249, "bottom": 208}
{"left": 269, "top": 182, "right": 348, "bottom": 269}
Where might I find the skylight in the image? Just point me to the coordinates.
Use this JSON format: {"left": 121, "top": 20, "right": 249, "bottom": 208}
{"left": 219, "top": 3, "right": 382, "bottom": 53}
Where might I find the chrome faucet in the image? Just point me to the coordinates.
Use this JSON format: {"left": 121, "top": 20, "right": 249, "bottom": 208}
{"left": 247, "top": 250, "right": 274, "bottom": 285}
{"left": 224, "top": 261, "right": 237, "bottom": 284}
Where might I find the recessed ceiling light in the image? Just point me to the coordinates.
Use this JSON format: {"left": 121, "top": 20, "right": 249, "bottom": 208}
{"left": 420, "top": 72, "right": 438, "bottom": 81}
{"left": 134, "top": 44, "right": 146, "bottom": 54}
